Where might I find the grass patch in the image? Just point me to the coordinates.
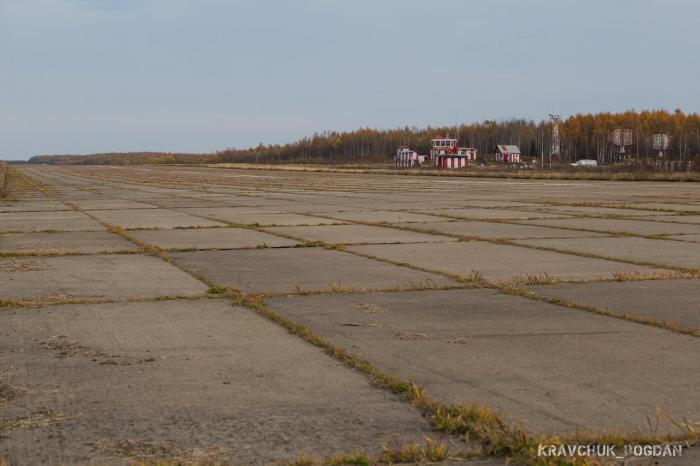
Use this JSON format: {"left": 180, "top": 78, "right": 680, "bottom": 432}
{"left": 500, "top": 273, "right": 561, "bottom": 287}
{"left": 609, "top": 269, "right": 691, "bottom": 282}
{"left": 460, "top": 270, "right": 486, "bottom": 284}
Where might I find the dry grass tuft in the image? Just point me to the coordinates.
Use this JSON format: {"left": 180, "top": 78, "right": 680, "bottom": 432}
{"left": 0, "top": 298, "right": 17, "bottom": 308}
{"left": 654, "top": 408, "right": 700, "bottom": 441}
{"left": 611, "top": 270, "right": 647, "bottom": 281}
{"left": 207, "top": 286, "right": 225, "bottom": 295}
{"left": 460, "top": 270, "right": 486, "bottom": 284}
{"left": 506, "top": 273, "right": 560, "bottom": 286}
{"left": 610, "top": 269, "right": 690, "bottom": 282}
{"left": 378, "top": 438, "right": 450, "bottom": 463}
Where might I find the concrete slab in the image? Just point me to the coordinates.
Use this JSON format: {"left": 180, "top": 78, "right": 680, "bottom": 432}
{"left": 266, "top": 224, "right": 455, "bottom": 245}
{"left": 0, "top": 231, "right": 137, "bottom": 255}
{"left": 265, "top": 289, "right": 700, "bottom": 435}
{"left": 607, "top": 202, "right": 700, "bottom": 213}
{"left": 86, "top": 208, "right": 226, "bottom": 230}
{"left": 0, "top": 211, "right": 105, "bottom": 233}
{"left": 176, "top": 206, "right": 283, "bottom": 215}
{"left": 644, "top": 215, "right": 700, "bottom": 225}
{"left": 257, "top": 204, "right": 360, "bottom": 214}
{"left": 171, "top": 248, "right": 455, "bottom": 293}
{"left": 0, "top": 254, "right": 207, "bottom": 301}
{"left": 440, "top": 200, "right": 537, "bottom": 209}
{"left": 14, "top": 164, "right": 700, "bottom": 462}
{"left": 323, "top": 210, "right": 451, "bottom": 223}
{"left": 148, "top": 197, "right": 235, "bottom": 208}
{"left": 665, "top": 234, "right": 700, "bottom": 243}
{"left": 128, "top": 227, "right": 299, "bottom": 250}
{"left": 177, "top": 207, "right": 346, "bottom": 226}
{"left": 513, "top": 236, "right": 700, "bottom": 269}
{"left": 70, "top": 199, "right": 159, "bottom": 210}
{"left": 0, "top": 299, "right": 433, "bottom": 465}
{"left": 205, "top": 198, "right": 314, "bottom": 209}
{"left": 529, "top": 279, "right": 700, "bottom": 330}
{"left": 299, "top": 201, "right": 418, "bottom": 212}
{"left": 396, "top": 221, "right": 608, "bottom": 240}
{"left": 519, "top": 217, "right": 700, "bottom": 236}
{"left": 117, "top": 193, "right": 171, "bottom": 201}
{"left": 0, "top": 200, "right": 70, "bottom": 213}
{"left": 186, "top": 195, "right": 296, "bottom": 207}
{"left": 412, "top": 207, "right": 569, "bottom": 220}
{"left": 227, "top": 213, "right": 350, "bottom": 226}
{"left": 514, "top": 205, "right": 676, "bottom": 217}
{"left": 350, "top": 242, "right": 659, "bottom": 282}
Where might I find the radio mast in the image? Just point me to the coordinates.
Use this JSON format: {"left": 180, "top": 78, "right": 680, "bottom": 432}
{"left": 549, "top": 114, "right": 561, "bottom": 163}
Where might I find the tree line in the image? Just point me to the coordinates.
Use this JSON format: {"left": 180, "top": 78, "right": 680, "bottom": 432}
{"left": 29, "top": 109, "right": 700, "bottom": 165}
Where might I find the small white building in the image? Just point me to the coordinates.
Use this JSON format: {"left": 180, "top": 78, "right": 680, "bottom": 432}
{"left": 495, "top": 145, "right": 521, "bottom": 163}
{"left": 395, "top": 147, "right": 426, "bottom": 168}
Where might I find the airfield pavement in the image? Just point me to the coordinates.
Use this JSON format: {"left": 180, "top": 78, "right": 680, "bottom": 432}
{"left": 1, "top": 164, "right": 699, "bottom": 465}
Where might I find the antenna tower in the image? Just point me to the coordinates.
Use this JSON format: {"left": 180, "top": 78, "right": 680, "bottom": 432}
{"left": 652, "top": 134, "right": 670, "bottom": 158}
{"left": 609, "top": 129, "right": 633, "bottom": 162}
{"left": 549, "top": 114, "right": 561, "bottom": 161}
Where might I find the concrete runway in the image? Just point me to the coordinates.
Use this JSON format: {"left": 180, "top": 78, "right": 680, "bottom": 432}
{"left": 1, "top": 164, "right": 699, "bottom": 465}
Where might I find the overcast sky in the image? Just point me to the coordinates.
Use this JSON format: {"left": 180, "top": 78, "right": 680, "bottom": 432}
{"left": 1, "top": 0, "right": 698, "bottom": 160}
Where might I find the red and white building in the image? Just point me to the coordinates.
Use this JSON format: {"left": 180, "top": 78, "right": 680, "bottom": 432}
{"left": 395, "top": 146, "right": 426, "bottom": 168}
{"left": 495, "top": 145, "right": 521, "bottom": 163}
{"left": 429, "top": 136, "right": 477, "bottom": 169}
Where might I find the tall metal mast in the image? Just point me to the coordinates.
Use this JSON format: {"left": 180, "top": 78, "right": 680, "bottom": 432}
{"left": 549, "top": 114, "right": 561, "bottom": 162}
